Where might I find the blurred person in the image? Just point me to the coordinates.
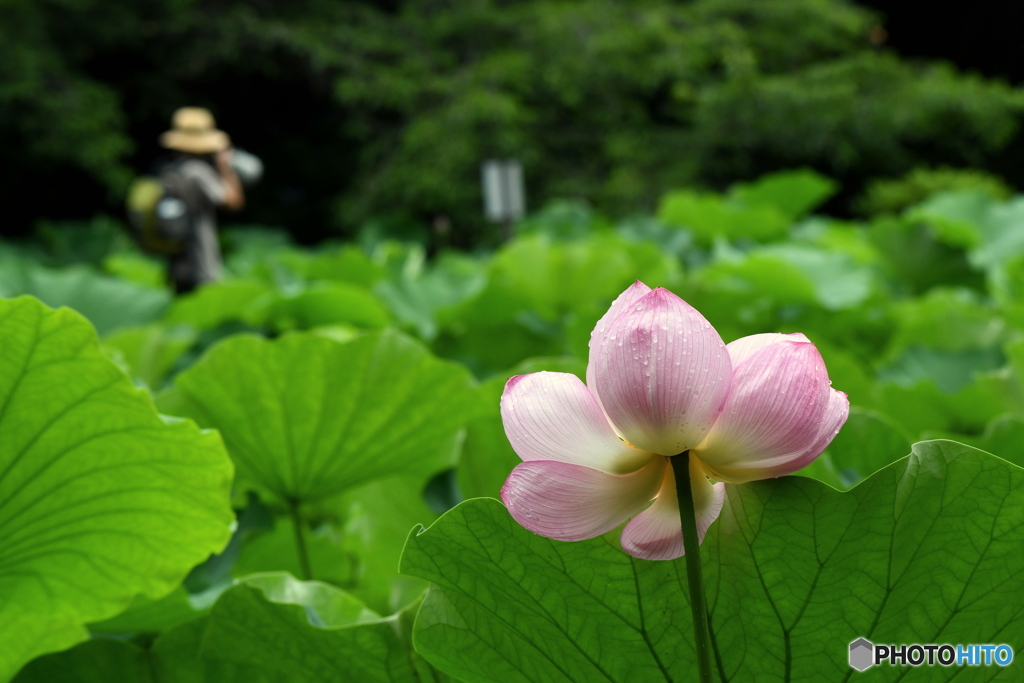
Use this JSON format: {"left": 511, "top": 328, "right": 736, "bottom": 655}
{"left": 156, "top": 106, "right": 244, "bottom": 293}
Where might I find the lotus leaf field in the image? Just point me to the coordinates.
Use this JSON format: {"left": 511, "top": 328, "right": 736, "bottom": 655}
{"left": 2, "top": 171, "right": 1023, "bottom": 681}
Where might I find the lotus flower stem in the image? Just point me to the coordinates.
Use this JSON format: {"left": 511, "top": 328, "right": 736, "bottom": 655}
{"left": 288, "top": 498, "right": 314, "bottom": 581}
{"left": 672, "top": 451, "right": 714, "bottom": 683}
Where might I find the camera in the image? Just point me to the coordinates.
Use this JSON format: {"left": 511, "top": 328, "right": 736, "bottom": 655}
{"left": 231, "top": 148, "right": 263, "bottom": 187}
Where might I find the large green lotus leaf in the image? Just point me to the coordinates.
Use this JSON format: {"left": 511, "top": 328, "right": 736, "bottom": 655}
{"left": 221, "top": 227, "right": 294, "bottom": 279}
{"left": 0, "top": 264, "right": 171, "bottom": 335}
{"left": 170, "top": 330, "right": 479, "bottom": 503}
{"left": 772, "top": 297, "right": 892, "bottom": 364}
{"left": 460, "top": 234, "right": 682, "bottom": 325}
{"left": 908, "top": 191, "right": 1024, "bottom": 270}
{"left": 252, "top": 283, "right": 392, "bottom": 332}
{"left": 232, "top": 520, "right": 354, "bottom": 588}
{"left": 883, "top": 288, "right": 1004, "bottom": 362}
{"left": 374, "top": 252, "right": 487, "bottom": 341}
{"left": 871, "top": 382, "right": 960, "bottom": 437}
{"left": 905, "top": 190, "right": 992, "bottom": 249}
{"left": 728, "top": 169, "right": 837, "bottom": 221}
{"left": 200, "top": 573, "right": 419, "bottom": 683}
{"left": 878, "top": 346, "right": 1004, "bottom": 394}
{"left": 515, "top": 200, "right": 613, "bottom": 241}
{"left": 331, "top": 475, "right": 440, "bottom": 614}
{"left": 13, "top": 615, "right": 268, "bottom": 683}
{"left": 753, "top": 244, "right": 876, "bottom": 310}
{"left": 868, "top": 216, "right": 984, "bottom": 294}
{"left": 102, "top": 323, "right": 199, "bottom": 389}
{"left": 402, "top": 441, "right": 1024, "bottom": 682}
{"left": 433, "top": 320, "right": 565, "bottom": 379}
{"left": 233, "top": 475, "right": 446, "bottom": 616}
{"left": 459, "top": 410, "right": 521, "bottom": 502}
{"left": 307, "top": 246, "right": 385, "bottom": 286}
{"left": 0, "top": 297, "right": 234, "bottom": 682}
{"left": 20, "top": 579, "right": 431, "bottom": 683}
{"left": 969, "top": 197, "right": 1024, "bottom": 269}
{"left": 614, "top": 216, "right": 695, "bottom": 262}
{"left": 12, "top": 638, "right": 153, "bottom": 683}
{"left": 874, "top": 366, "right": 1021, "bottom": 438}
{"left": 698, "top": 243, "right": 875, "bottom": 311}
{"left": 657, "top": 189, "right": 790, "bottom": 243}
{"left": 102, "top": 251, "right": 166, "bottom": 289}
{"left": 164, "top": 279, "right": 274, "bottom": 331}
{"left": 791, "top": 217, "right": 882, "bottom": 265}
{"left": 993, "top": 255, "right": 1024, "bottom": 331}
{"left": 88, "top": 587, "right": 201, "bottom": 636}
{"left": 151, "top": 617, "right": 226, "bottom": 683}
{"left": 267, "top": 244, "right": 386, "bottom": 288}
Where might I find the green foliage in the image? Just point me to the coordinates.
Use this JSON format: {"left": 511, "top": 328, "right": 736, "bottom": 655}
{"left": 403, "top": 442, "right": 1024, "bottom": 682}
{"left": 856, "top": 166, "right": 1013, "bottom": 216}
{"left": 251, "top": 284, "right": 392, "bottom": 332}
{"left": 0, "top": 263, "right": 171, "bottom": 335}
{"left": 201, "top": 574, "right": 420, "bottom": 682}
{"left": 15, "top": 574, "right": 432, "bottom": 682}
{"left": 700, "top": 242, "right": 877, "bottom": 310}
{"left": 658, "top": 190, "right": 792, "bottom": 244}
{"left": 164, "top": 279, "right": 273, "bottom": 331}
{"left": 0, "top": 297, "right": 234, "bottom": 680}
{"left": 696, "top": 54, "right": 1023, "bottom": 184}
{"left": 4, "top": 0, "right": 1023, "bottom": 239}
{"left": 168, "top": 330, "right": 478, "bottom": 503}
{"left": 728, "top": 168, "right": 838, "bottom": 221}
{"left": 102, "top": 323, "right": 198, "bottom": 389}
{"left": 6, "top": 170, "right": 1024, "bottom": 681}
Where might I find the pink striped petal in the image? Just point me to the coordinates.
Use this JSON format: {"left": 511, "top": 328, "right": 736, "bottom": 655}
{"left": 775, "top": 388, "right": 849, "bottom": 474}
{"left": 727, "top": 332, "right": 810, "bottom": 366}
{"left": 620, "top": 457, "right": 725, "bottom": 561}
{"left": 501, "top": 458, "right": 666, "bottom": 541}
{"left": 587, "top": 281, "right": 652, "bottom": 371}
{"left": 587, "top": 287, "right": 732, "bottom": 456}
{"left": 693, "top": 338, "right": 835, "bottom": 483}
{"left": 501, "top": 372, "right": 651, "bottom": 473}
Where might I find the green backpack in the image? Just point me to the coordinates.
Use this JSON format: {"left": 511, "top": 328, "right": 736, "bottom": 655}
{"left": 125, "top": 165, "right": 192, "bottom": 254}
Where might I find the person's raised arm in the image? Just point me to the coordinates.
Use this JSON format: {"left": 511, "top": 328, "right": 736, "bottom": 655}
{"left": 215, "top": 148, "right": 245, "bottom": 211}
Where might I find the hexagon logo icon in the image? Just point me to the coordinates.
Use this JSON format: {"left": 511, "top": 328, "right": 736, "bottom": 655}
{"left": 849, "top": 638, "right": 874, "bottom": 671}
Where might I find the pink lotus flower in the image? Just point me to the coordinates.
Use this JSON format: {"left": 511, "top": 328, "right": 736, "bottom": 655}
{"left": 500, "top": 281, "right": 849, "bottom": 561}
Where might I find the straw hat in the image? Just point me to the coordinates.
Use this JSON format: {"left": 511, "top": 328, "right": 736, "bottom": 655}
{"left": 159, "top": 107, "right": 230, "bottom": 154}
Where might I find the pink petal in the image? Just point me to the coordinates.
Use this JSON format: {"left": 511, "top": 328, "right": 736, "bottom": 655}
{"left": 727, "top": 332, "right": 810, "bottom": 366}
{"left": 501, "top": 458, "right": 666, "bottom": 541}
{"left": 501, "top": 372, "right": 651, "bottom": 473}
{"left": 587, "top": 287, "right": 732, "bottom": 456}
{"left": 778, "top": 388, "right": 849, "bottom": 474}
{"left": 620, "top": 457, "right": 725, "bottom": 561}
{"left": 693, "top": 338, "right": 836, "bottom": 483}
{"left": 587, "top": 281, "right": 653, "bottom": 367}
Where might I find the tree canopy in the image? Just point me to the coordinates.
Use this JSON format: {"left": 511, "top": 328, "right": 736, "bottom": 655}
{"left": 2, "top": 0, "right": 1022, "bottom": 244}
